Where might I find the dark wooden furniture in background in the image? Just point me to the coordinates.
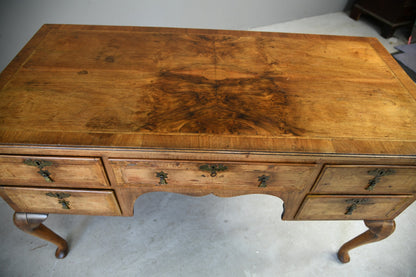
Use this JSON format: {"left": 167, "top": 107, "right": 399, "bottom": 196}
{"left": 411, "top": 20, "right": 416, "bottom": 42}
{"left": 0, "top": 25, "right": 415, "bottom": 263}
{"left": 350, "top": 0, "right": 416, "bottom": 38}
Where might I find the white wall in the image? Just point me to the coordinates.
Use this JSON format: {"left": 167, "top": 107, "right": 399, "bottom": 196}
{"left": 0, "top": 0, "right": 349, "bottom": 71}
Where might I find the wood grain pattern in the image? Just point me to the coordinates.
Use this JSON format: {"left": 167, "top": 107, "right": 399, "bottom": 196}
{"left": 295, "top": 195, "right": 414, "bottom": 220}
{"left": 0, "top": 155, "right": 109, "bottom": 188}
{"left": 1, "top": 145, "right": 415, "bottom": 165}
{"left": 0, "top": 187, "right": 121, "bottom": 215}
{"left": 0, "top": 25, "right": 416, "bottom": 261}
{"left": 0, "top": 24, "right": 415, "bottom": 155}
{"left": 313, "top": 165, "right": 416, "bottom": 194}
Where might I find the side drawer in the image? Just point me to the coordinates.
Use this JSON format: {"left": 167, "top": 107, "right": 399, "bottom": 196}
{"left": 313, "top": 165, "right": 416, "bottom": 194}
{"left": 296, "top": 195, "right": 414, "bottom": 220}
{"left": 109, "top": 159, "right": 318, "bottom": 191}
{"left": 0, "top": 187, "right": 121, "bottom": 216}
{"left": 0, "top": 155, "right": 109, "bottom": 188}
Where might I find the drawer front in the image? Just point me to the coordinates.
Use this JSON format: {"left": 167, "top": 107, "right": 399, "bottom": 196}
{"left": 296, "top": 195, "right": 414, "bottom": 220}
{"left": 313, "top": 165, "right": 416, "bottom": 194}
{"left": 109, "top": 159, "right": 318, "bottom": 191}
{"left": 0, "top": 187, "right": 121, "bottom": 215}
{"left": 0, "top": 155, "right": 109, "bottom": 188}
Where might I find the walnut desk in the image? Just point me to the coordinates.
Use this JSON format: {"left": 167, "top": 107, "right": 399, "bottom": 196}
{"left": 0, "top": 25, "right": 415, "bottom": 263}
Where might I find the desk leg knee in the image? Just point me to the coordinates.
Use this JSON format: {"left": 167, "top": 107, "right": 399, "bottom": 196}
{"left": 13, "top": 212, "right": 69, "bottom": 259}
{"left": 337, "top": 220, "right": 395, "bottom": 263}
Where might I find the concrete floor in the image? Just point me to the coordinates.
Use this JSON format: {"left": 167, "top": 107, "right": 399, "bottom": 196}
{"left": 250, "top": 12, "right": 409, "bottom": 53}
{"left": 1, "top": 12, "right": 416, "bottom": 277}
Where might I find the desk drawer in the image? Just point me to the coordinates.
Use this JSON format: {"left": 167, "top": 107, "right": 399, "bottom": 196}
{"left": 0, "top": 155, "right": 109, "bottom": 188}
{"left": 109, "top": 159, "right": 317, "bottom": 191}
{"left": 313, "top": 165, "right": 416, "bottom": 194}
{"left": 296, "top": 195, "right": 414, "bottom": 220}
{"left": 0, "top": 187, "right": 121, "bottom": 215}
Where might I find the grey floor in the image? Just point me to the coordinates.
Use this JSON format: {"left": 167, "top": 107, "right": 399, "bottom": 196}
{"left": 1, "top": 12, "right": 416, "bottom": 277}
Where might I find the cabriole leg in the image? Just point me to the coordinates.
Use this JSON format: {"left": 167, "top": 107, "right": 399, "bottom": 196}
{"left": 13, "top": 212, "right": 69, "bottom": 259}
{"left": 337, "top": 220, "right": 395, "bottom": 263}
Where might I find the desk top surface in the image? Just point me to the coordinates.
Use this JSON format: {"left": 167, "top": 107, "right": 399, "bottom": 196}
{"left": 0, "top": 24, "right": 415, "bottom": 155}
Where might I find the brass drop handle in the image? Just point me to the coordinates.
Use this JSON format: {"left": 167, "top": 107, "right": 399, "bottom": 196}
{"left": 344, "top": 198, "right": 372, "bottom": 215}
{"left": 156, "top": 171, "right": 168, "bottom": 185}
{"left": 366, "top": 179, "right": 377, "bottom": 191}
{"left": 46, "top": 192, "right": 71, "bottom": 210}
{"left": 59, "top": 199, "right": 70, "bottom": 210}
{"left": 258, "top": 175, "right": 270, "bottom": 188}
{"left": 199, "top": 164, "right": 228, "bottom": 177}
{"left": 365, "top": 169, "right": 395, "bottom": 191}
{"left": 24, "top": 159, "right": 55, "bottom": 183}
{"left": 345, "top": 204, "right": 357, "bottom": 215}
{"left": 38, "top": 169, "right": 53, "bottom": 183}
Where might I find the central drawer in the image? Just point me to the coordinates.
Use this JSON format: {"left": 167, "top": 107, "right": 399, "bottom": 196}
{"left": 109, "top": 159, "right": 318, "bottom": 191}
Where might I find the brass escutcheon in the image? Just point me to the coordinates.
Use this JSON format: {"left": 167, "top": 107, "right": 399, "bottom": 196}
{"left": 24, "top": 159, "right": 53, "bottom": 168}
{"left": 199, "top": 164, "right": 228, "bottom": 177}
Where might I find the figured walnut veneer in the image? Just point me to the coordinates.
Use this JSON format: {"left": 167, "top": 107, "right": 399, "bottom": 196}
{"left": 0, "top": 25, "right": 415, "bottom": 263}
